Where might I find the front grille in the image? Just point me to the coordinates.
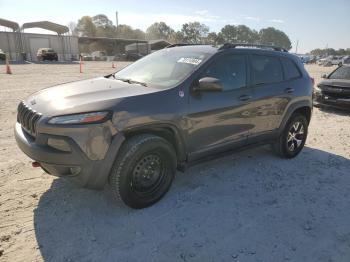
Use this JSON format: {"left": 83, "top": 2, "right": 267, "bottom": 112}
{"left": 17, "top": 102, "right": 42, "bottom": 136}
{"left": 322, "top": 85, "right": 350, "bottom": 99}
{"left": 323, "top": 92, "right": 350, "bottom": 99}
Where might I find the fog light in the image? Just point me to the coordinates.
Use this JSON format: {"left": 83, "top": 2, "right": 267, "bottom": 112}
{"left": 47, "top": 138, "right": 71, "bottom": 152}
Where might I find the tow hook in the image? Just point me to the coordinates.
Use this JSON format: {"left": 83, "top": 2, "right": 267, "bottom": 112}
{"left": 32, "top": 161, "right": 41, "bottom": 168}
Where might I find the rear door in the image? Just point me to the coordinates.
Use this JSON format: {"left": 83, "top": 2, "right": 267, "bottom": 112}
{"left": 186, "top": 53, "right": 254, "bottom": 157}
{"left": 247, "top": 54, "right": 291, "bottom": 137}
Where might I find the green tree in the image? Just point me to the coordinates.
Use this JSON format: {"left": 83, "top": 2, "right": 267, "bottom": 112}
{"left": 92, "top": 14, "right": 115, "bottom": 37}
{"left": 205, "top": 32, "right": 219, "bottom": 45}
{"left": 218, "top": 25, "right": 237, "bottom": 43}
{"left": 258, "top": 27, "right": 292, "bottom": 50}
{"left": 337, "top": 48, "right": 346, "bottom": 55}
{"left": 236, "top": 25, "right": 259, "bottom": 43}
{"left": 67, "top": 21, "right": 77, "bottom": 36}
{"left": 74, "top": 16, "right": 97, "bottom": 37}
{"left": 146, "top": 22, "right": 174, "bottom": 40}
{"left": 310, "top": 48, "right": 324, "bottom": 56}
{"left": 218, "top": 24, "right": 259, "bottom": 44}
{"left": 92, "top": 14, "right": 113, "bottom": 28}
{"left": 168, "top": 31, "right": 184, "bottom": 44}
{"left": 181, "top": 22, "right": 209, "bottom": 44}
{"left": 116, "top": 24, "right": 145, "bottom": 39}
{"left": 133, "top": 29, "right": 146, "bottom": 40}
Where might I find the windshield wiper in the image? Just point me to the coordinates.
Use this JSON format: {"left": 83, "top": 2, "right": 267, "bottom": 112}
{"left": 112, "top": 75, "right": 147, "bottom": 87}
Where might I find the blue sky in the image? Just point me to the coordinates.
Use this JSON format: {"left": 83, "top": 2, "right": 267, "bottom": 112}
{"left": 0, "top": 0, "right": 349, "bottom": 53}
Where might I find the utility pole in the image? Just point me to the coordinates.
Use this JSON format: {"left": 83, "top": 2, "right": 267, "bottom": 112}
{"left": 295, "top": 40, "right": 299, "bottom": 54}
{"left": 115, "top": 11, "right": 119, "bottom": 37}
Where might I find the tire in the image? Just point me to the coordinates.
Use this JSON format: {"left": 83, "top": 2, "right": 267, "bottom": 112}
{"left": 272, "top": 114, "right": 308, "bottom": 158}
{"left": 109, "top": 134, "right": 176, "bottom": 209}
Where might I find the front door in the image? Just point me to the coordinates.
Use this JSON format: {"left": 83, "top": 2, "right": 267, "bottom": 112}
{"left": 186, "top": 53, "right": 254, "bottom": 158}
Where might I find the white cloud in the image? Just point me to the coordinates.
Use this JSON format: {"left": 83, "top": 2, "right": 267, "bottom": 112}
{"left": 195, "top": 10, "right": 209, "bottom": 16}
{"left": 244, "top": 16, "right": 261, "bottom": 22}
{"left": 269, "top": 19, "right": 285, "bottom": 23}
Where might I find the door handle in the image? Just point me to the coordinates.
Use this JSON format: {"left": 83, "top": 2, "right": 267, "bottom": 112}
{"left": 239, "top": 95, "right": 252, "bottom": 101}
{"left": 285, "top": 87, "right": 294, "bottom": 94}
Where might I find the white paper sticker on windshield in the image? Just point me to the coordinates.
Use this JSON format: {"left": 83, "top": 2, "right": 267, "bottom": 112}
{"left": 177, "top": 57, "right": 202, "bottom": 65}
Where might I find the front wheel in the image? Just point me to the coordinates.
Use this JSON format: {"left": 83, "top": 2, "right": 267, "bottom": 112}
{"left": 272, "top": 114, "right": 308, "bottom": 158}
{"left": 109, "top": 134, "right": 176, "bottom": 209}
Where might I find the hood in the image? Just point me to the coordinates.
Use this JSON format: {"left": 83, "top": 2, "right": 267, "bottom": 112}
{"left": 319, "top": 79, "right": 350, "bottom": 89}
{"left": 24, "top": 77, "right": 162, "bottom": 116}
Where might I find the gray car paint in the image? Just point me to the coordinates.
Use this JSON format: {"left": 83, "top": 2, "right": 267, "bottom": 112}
{"left": 15, "top": 45, "right": 313, "bottom": 189}
{"left": 314, "top": 67, "right": 350, "bottom": 110}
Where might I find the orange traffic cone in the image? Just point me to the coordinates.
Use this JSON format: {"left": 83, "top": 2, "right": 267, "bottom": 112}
{"left": 79, "top": 56, "right": 83, "bottom": 73}
{"left": 112, "top": 62, "right": 116, "bottom": 69}
{"left": 5, "top": 55, "right": 12, "bottom": 74}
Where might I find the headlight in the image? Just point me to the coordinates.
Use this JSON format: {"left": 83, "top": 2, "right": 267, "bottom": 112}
{"left": 48, "top": 111, "right": 109, "bottom": 125}
{"left": 314, "top": 85, "right": 322, "bottom": 93}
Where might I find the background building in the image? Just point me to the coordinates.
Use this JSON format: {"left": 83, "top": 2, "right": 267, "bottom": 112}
{"left": 0, "top": 18, "right": 171, "bottom": 62}
{"left": 0, "top": 18, "right": 78, "bottom": 61}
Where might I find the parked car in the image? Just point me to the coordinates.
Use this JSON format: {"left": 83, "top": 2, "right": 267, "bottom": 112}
{"left": 37, "top": 48, "right": 58, "bottom": 61}
{"left": 331, "top": 56, "right": 343, "bottom": 66}
{"left": 321, "top": 55, "right": 343, "bottom": 67}
{"left": 342, "top": 56, "right": 350, "bottom": 66}
{"left": 91, "top": 51, "right": 107, "bottom": 61}
{"left": 317, "top": 57, "right": 327, "bottom": 66}
{"left": 126, "top": 52, "right": 144, "bottom": 61}
{"left": 114, "top": 53, "right": 127, "bottom": 61}
{"left": 15, "top": 43, "right": 313, "bottom": 209}
{"left": 306, "top": 56, "right": 317, "bottom": 64}
{"left": 314, "top": 65, "right": 350, "bottom": 110}
{"left": 0, "top": 49, "right": 5, "bottom": 61}
{"left": 80, "top": 53, "right": 93, "bottom": 61}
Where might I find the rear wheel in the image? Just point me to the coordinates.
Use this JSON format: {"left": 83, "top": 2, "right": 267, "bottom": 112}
{"left": 272, "top": 114, "right": 308, "bottom": 158}
{"left": 109, "top": 134, "right": 176, "bottom": 209}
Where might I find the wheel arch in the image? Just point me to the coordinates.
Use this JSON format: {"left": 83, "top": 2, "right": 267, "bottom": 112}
{"left": 279, "top": 101, "right": 312, "bottom": 132}
{"left": 121, "top": 123, "right": 187, "bottom": 168}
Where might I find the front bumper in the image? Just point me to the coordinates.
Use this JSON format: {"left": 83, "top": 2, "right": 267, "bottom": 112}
{"left": 14, "top": 122, "right": 125, "bottom": 189}
{"left": 313, "top": 92, "right": 350, "bottom": 111}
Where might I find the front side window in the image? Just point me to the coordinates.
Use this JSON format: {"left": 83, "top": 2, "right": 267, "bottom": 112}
{"left": 282, "top": 58, "right": 301, "bottom": 80}
{"left": 201, "top": 55, "right": 247, "bottom": 91}
{"left": 114, "top": 48, "right": 211, "bottom": 88}
{"left": 251, "top": 55, "right": 283, "bottom": 85}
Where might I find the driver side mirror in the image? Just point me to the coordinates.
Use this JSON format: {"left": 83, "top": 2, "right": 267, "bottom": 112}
{"left": 321, "top": 74, "right": 328, "bottom": 79}
{"left": 194, "top": 77, "right": 223, "bottom": 92}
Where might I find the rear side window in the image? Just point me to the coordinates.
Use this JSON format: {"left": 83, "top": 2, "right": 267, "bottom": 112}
{"left": 282, "top": 58, "right": 301, "bottom": 80}
{"left": 201, "top": 55, "right": 247, "bottom": 91}
{"left": 251, "top": 55, "right": 283, "bottom": 85}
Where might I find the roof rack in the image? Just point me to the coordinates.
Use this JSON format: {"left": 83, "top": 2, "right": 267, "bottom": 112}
{"left": 166, "top": 43, "right": 206, "bottom": 48}
{"left": 219, "top": 43, "right": 288, "bottom": 52}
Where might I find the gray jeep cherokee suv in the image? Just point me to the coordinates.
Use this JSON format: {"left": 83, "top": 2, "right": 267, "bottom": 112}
{"left": 15, "top": 43, "right": 313, "bottom": 209}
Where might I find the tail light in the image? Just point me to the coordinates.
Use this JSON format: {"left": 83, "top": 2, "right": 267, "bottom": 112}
{"left": 310, "top": 77, "right": 315, "bottom": 86}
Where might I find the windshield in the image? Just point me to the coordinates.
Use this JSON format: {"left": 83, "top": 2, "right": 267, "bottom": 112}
{"left": 114, "top": 48, "right": 211, "bottom": 88}
{"left": 328, "top": 66, "right": 350, "bottom": 80}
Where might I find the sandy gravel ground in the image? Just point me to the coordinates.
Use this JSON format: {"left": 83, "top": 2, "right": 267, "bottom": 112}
{"left": 0, "top": 63, "right": 349, "bottom": 262}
